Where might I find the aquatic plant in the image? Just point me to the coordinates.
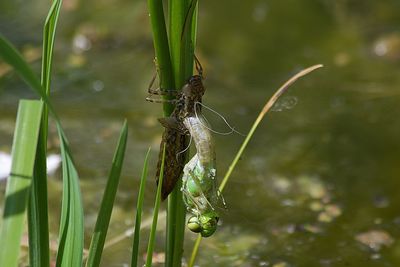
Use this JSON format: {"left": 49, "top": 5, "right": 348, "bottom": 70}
{"left": 0, "top": 1, "right": 130, "bottom": 266}
{"left": 146, "top": 0, "right": 199, "bottom": 265}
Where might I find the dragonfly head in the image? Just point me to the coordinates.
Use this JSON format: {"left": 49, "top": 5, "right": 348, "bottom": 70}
{"left": 185, "top": 75, "right": 205, "bottom": 96}
{"left": 187, "top": 216, "right": 203, "bottom": 233}
{"left": 187, "top": 211, "right": 219, "bottom": 237}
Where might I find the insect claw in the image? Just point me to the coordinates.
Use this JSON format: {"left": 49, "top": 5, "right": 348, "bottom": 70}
{"left": 194, "top": 54, "right": 203, "bottom": 77}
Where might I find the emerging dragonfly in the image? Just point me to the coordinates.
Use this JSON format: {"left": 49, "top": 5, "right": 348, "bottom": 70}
{"left": 146, "top": 0, "right": 203, "bottom": 200}
{"left": 147, "top": 60, "right": 222, "bottom": 236}
{"left": 181, "top": 115, "right": 220, "bottom": 237}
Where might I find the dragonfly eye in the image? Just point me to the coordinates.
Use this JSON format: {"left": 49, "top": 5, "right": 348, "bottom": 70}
{"left": 187, "top": 216, "right": 202, "bottom": 233}
{"left": 197, "top": 213, "right": 218, "bottom": 237}
{"left": 200, "top": 222, "right": 217, "bottom": 238}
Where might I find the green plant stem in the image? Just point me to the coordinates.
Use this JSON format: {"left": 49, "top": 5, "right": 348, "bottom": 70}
{"left": 147, "top": 0, "right": 175, "bottom": 115}
{"left": 169, "top": 0, "right": 186, "bottom": 87}
{"left": 130, "top": 148, "right": 151, "bottom": 267}
{"left": 55, "top": 123, "right": 84, "bottom": 267}
{"left": 147, "top": 0, "right": 198, "bottom": 265}
{"left": 146, "top": 0, "right": 181, "bottom": 264}
{"left": 169, "top": 0, "right": 197, "bottom": 88}
{"left": 219, "top": 64, "right": 323, "bottom": 191}
{"left": 188, "top": 234, "right": 201, "bottom": 267}
{"left": 167, "top": 1, "right": 198, "bottom": 266}
{"left": 28, "top": 2, "right": 62, "bottom": 266}
{"left": 145, "top": 145, "right": 166, "bottom": 267}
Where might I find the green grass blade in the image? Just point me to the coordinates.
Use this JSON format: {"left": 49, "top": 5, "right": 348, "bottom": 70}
{"left": 85, "top": 121, "right": 129, "bottom": 267}
{"left": 41, "top": 0, "right": 62, "bottom": 94}
{"left": 174, "top": 3, "right": 198, "bottom": 266}
{"left": 0, "top": 36, "right": 43, "bottom": 94}
{"left": 166, "top": 186, "right": 185, "bottom": 267}
{"left": 145, "top": 145, "right": 166, "bottom": 267}
{"left": 147, "top": 0, "right": 175, "bottom": 115}
{"left": 187, "top": 65, "right": 323, "bottom": 267}
{"left": 190, "top": 1, "right": 198, "bottom": 53}
{"left": 188, "top": 234, "right": 201, "bottom": 267}
{"left": 179, "top": 0, "right": 197, "bottom": 80}
{"left": 169, "top": 0, "right": 185, "bottom": 87}
{"left": 28, "top": 1, "right": 63, "bottom": 266}
{"left": 55, "top": 123, "right": 84, "bottom": 267}
{"left": 28, "top": 134, "right": 50, "bottom": 267}
{"left": 146, "top": 0, "right": 187, "bottom": 265}
{"left": 0, "top": 18, "right": 85, "bottom": 267}
{"left": 0, "top": 35, "right": 58, "bottom": 121}
{"left": 167, "top": 1, "right": 198, "bottom": 266}
{"left": 130, "top": 147, "right": 151, "bottom": 267}
{"left": 0, "top": 100, "right": 43, "bottom": 267}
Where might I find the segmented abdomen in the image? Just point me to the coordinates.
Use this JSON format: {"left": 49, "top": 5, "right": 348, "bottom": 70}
{"left": 183, "top": 116, "right": 215, "bottom": 168}
{"left": 156, "top": 128, "right": 187, "bottom": 200}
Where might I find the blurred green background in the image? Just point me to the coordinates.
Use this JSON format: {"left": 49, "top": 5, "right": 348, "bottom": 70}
{"left": 1, "top": 0, "right": 400, "bottom": 266}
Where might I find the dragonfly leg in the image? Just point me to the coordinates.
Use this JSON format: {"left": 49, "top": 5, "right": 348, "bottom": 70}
{"left": 194, "top": 54, "right": 203, "bottom": 77}
{"left": 182, "top": 187, "right": 202, "bottom": 214}
{"left": 147, "top": 71, "right": 179, "bottom": 103}
{"left": 147, "top": 71, "right": 157, "bottom": 93}
{"left": 148, "top": 87, "right": 179, "bottom": 96}
{"left": 147, "top": 83, "right": 179, "bottom": 102}
{"left": 148, "top": 71, "right": 178, "bottom": 95}
{"left": 145, "top": 97, "right": 178, "bottom": 104}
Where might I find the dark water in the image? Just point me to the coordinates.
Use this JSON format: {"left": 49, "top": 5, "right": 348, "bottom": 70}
{"left": 1, "top": 0, "right": 400, "bottom": 266}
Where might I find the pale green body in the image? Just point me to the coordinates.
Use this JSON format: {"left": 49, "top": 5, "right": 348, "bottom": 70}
{"left": 181, "top": 116, "right": 219, "bottom": 237}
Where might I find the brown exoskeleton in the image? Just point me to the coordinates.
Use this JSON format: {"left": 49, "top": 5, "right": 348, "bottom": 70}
{"left": 146, "top": 58, "right": 205, "bottom": 200}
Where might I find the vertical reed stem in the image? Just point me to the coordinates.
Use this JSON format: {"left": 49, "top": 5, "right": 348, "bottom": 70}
{"left": 147, "top": 0, "right": 198, "bottom": 266}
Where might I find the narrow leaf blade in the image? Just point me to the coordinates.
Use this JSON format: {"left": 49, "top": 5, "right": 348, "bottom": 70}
{"left": 28, "top": 1, "right": 63, "bottom": 266}
{"left": 145, "top": 145, "right": 166, "bottom": 267}
{"left": 55, "top": 124, "right": 84, "bottom": 267}
{"left": 130, "top": 147, "right": 151, "bottom": 267}
{"left": 0, "top": 35, "right": 58, "bottom": 120}
{"left": 0, "top": 100, "right": 43, "bottom": 267}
